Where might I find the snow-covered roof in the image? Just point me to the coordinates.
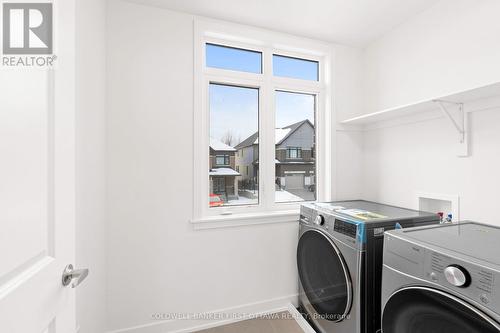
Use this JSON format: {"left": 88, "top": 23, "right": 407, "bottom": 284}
{"left": 235, "top": 119, "right": 313, "bottom": 149}
{"left": 210, "top": 137, "right": 236, "bottom": 151}
{"left": 254, "top": 128, "right": 291, "bottom": 145}
{"left": 275, "top": 128, "right": 292, "bottom": 144}
{"left": 254, "top": 159, "right": 281, "bottom": 164}
{"left": 209, "top": 168, "right": 240, "bottom": 176}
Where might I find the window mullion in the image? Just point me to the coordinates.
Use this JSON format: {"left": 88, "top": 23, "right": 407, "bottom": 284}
{"left": 200, "top": 77, "right": 211, "bottom": 218}
{"left": 316, "top": 90, "right": 331, "bottom": 202}
{"left": 261, "top": 49, "right": 275, "bottom": 211}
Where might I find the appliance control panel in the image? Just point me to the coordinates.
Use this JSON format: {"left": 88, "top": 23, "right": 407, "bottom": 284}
{"left": 299, "top": 205, "right": 314, "bottom": 224}
{"left": 334, "top": 219, "right": 357, "bottom": 239}
{"left": 423, "top": 251, "right": 499, "bottom": 313}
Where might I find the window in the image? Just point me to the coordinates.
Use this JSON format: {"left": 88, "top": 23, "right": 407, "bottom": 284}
{"left": 286, "top": 148, "right": 302, "bottom": 159}
{"left": 215, "top": 155, "right": 230, "bottom": 166}
{"left": 206, "top": 44, "right": 262, "bottom": 73}
{"left": 273, "top": 54, "right": 319, "bottom": 81}
{"left": 209, "top": 83, "right": 259, "bottom": 207}
{"left": 194, "top": 19, "right": 331, "bottom": 222}
{"left": 276, "top": 91, "right": 316, "bottom": 203}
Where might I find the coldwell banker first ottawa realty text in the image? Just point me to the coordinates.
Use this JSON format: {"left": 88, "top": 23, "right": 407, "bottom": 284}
{"left": 2, "top": 2, "right": 56, "bottom": 67}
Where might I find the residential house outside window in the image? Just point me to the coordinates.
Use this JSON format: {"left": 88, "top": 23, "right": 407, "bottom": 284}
{"left": 209, "top": 84, "right": 259, "bottom": 206}
{"left": 194, "top": 19, "right": 332, "bottom": 221}
{"left": 275, "top": 91, "right": 316, "bottom": 202}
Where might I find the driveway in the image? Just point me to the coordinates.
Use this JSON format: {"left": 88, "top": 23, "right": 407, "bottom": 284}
{"left": 286, "top": 188, "right": 315, "bottom": 201}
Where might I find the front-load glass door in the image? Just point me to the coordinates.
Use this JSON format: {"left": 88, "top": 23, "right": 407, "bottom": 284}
{"left": 383, "top": 287, "right": 500, "bottom": 333}
{"left": 297, "top": 229, "right": 352, "bottom": 322}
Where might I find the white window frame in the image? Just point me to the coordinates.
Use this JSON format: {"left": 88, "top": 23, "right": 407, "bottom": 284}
{"left": 193, "top": 18, "right": 333, "bottom": 228}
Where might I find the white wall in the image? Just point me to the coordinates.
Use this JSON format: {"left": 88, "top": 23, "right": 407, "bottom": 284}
{"left": 335, "top": 129, "right": 363, "bottom": 200}
{"left": 362, "top": 108, "right": 500, "bottom": 224}
{"left": 333, "top": 43, "right": 364, "bottom": 200}
{"left": 75, "top": 0, "right": 107, "bottom": 332}
{"left": 362, "top": 0, "right": 500, "bottom": 115}
{"left": 360, "top": 0, "right": 500, "bottom": 224}
{"left": 105, "top": 1, "right": 363, "bottom": 332}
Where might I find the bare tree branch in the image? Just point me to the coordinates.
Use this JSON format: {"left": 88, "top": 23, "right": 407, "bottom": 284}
{"left": 221, "top": 130, "right": 240, "bottom": 146}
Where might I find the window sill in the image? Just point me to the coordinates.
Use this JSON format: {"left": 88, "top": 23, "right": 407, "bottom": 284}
{"left": 190, "top": 209, "right": 300, "bottom": 230}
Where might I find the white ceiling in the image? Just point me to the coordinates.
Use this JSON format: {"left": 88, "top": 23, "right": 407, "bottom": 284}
{"left": 129, "top": 0, "right": 441, "bottom": 47}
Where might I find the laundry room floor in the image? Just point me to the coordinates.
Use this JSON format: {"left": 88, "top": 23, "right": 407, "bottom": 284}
{"left": 194, "top": 311, "right": 305, "bottom": 333}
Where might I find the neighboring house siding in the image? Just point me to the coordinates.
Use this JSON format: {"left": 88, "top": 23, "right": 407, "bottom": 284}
{"left": 236, "top": 146, "right": 256, "bottom": 181}
{"left": 243, "top": 146, "right": 255, "bottom": 164}
{"left": 276, "top": 148, "right": 286, "bottom": 162}
{"left": 277, "top": 122, "right": 314, "bottom": 150}
{"left": 302, "top": 149, "right": 313, "bottom": 161}
{"left": 253, "top": 145, "right": 259, "bottom": 162}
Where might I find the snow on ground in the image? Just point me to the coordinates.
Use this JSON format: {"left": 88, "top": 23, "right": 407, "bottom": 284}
{"left": 275, "top": 189, "right": 304, "bottom": 202}
{"left": 225, "top": 196, "right": 258, "bottom": 206}
{"left": 225, "top": 189, "right": 304, "bottom": 206}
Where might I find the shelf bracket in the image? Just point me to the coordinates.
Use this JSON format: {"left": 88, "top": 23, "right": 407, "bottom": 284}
{"left": 432, "top": 99, "right": 468, "bottom": 157}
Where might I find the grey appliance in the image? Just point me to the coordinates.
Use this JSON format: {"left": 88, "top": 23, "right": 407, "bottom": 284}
{"left": 382, "top": 222, "right": 500, "bottom": 332}
{"left": 297, "top": 200, "right": 439, "bottom": 333}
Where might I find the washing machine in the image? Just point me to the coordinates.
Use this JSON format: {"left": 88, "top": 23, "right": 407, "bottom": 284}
{"left": 382, "top": 222, "right": 500, "bottom": 332}
{"left": 297, "top": 200, "right": 440, "bottom": 333}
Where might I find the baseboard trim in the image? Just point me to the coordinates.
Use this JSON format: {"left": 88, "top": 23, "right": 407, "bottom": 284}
{"left": 286, "top": 303, "right": 316, "bottom": 333}
{"left": 106, "top": 294, "right": 299, "bottom": 333}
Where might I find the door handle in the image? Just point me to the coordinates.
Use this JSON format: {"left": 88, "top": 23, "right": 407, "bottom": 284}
{"left": 62, "top": 264, "right": 89, "bottom": 288}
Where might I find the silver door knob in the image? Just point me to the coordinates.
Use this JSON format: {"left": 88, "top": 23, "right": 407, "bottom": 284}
{"left": 62, "top": 264, "right": 89, "bottom": 288}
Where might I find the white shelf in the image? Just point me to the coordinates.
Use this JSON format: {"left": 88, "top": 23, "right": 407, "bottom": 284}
{"left": 340, "top": 81, "right": 500, "bottom": 125}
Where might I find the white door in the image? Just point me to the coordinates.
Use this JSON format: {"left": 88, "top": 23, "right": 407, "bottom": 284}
{"left": 0, "top": 1, "right": 78, "bottom": 332}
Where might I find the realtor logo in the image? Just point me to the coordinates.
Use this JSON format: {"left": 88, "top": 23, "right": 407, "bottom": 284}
{"left": 3, "top": 3, "right": 53, "bottom": 55}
